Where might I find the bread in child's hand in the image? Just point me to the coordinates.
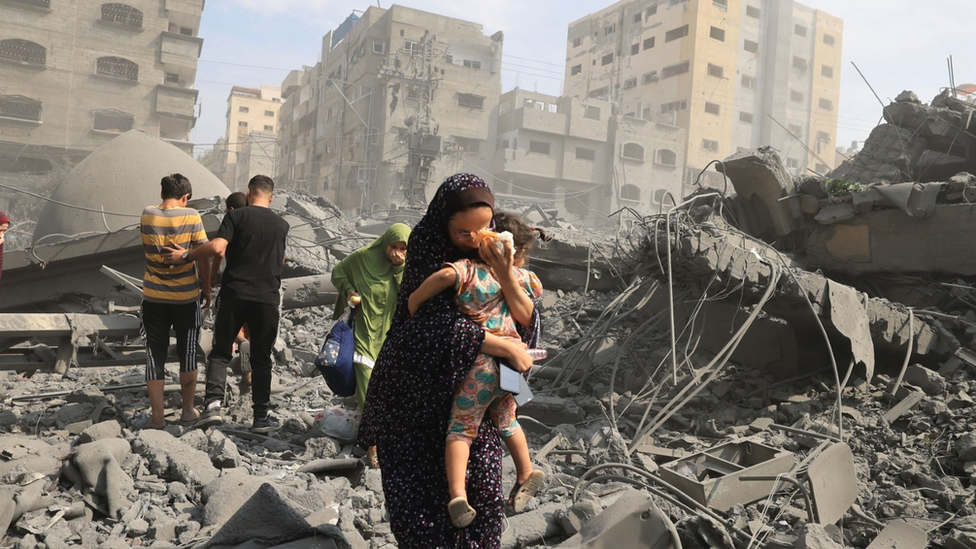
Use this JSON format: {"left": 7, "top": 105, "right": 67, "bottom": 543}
{"left": 475, "top": 229, "right": 514, "bottom": 256}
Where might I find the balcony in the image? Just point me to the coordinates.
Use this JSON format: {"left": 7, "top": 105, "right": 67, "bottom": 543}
{"left": 494, "top": 147, "right": 558, "bottom": 179}
{"left": 160, "top": 31, "right": 202, "bottom": 80}
{"left": 1, "top": 0, "right": 51, "bottom": 12}
{"left": 155, "top": 84, "right": 197, "bottom": 119}
{"left": 164, "top": 0, "right": 203, "bottom": 18}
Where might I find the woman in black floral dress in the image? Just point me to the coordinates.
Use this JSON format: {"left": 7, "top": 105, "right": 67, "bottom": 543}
{"left": 358, "top": 173, "right": 539, "bottom": 548}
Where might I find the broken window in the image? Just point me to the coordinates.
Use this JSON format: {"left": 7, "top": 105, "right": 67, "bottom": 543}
{"left": 642, "top": 71, "right": 659, "bottom": 84}
{"left": 817, "top": 130, "right": 831, "bottom": 142}
{"left": 665, "top": 24, "right": 689, "bottom": 42}
{"left": 707, "top": 64, "right": 724, "bottom": 78}
{"left": 621, "top": 142, "right": 645, "bottom": 161}
{"left": 792, "top": 56, "right": 808, "bottom": 71}
{"left": 588, "top": 87, "right": 609, "bottom": 100}
{"left": 239, "top": 106, "right": 249, "bottom": 113}
{"left": 238, "top": 121, "right": 248, "bottom": 127}
{"left": 605, "top": 23, "right": 616, "bottom": 35}
{"left": 822, "top": 65, "right": 834, "bottom": 78}
{"left": 572, "top": 37, "right": 583, "bottom": 48}
{"left": 739, "top": 111, "right": 754, "bottom": 124}
{"left": 819, "top": 98, "right": 834, "bottom": 110}
{"left": 93, "top": 109, "right": 134, "bottom": 132}
{"left": 661, "top": 100, "right": 687, "bottom": 114}
{"left": 576, "top": 147, "right": 596, "bottom": 161}
{"left": 265, "top": 110, "right": 274, "bottom": 117}
{"left": 453, "top": 136, "right": 481, "bottom": 153}
{"left": 795, "top": 24, "right": 807, "bottom": 37}
{"left": 710, "top": 26, "right": 725, "bottom": 41}
{"left": 702, "top": 139, "right": 719, "bottom": 152}
{"left": 662, "top": 60, "right": 689, "bottom": 79}
{"left": 655, "top": 148, "right": 677, "bottom": 166}
{"left": 164, "top": 73, "right": 179, "bottom": 84}
{"left": 571, "top": 64, "right": 582, "bottom": 76}
{"left": 746, "top": 5, "right": 760, "bottom": 17}
{"left": 0, "top": 39, "right": 46, "bottom": 65}
{"left": 713, "top": 0, "right": 728, "bottom": 7}
{"left": 620, "top": 184, "right": 641, "bottom": 201}
{"left": 96, "top": 56, "right": 139, "bottom": 81}
{"left": 744, "top": 39, "right": 759, "bottom": 53}
{"left": 528, "top": 140, "right": 551, "bottom": 155}
{"left": 584, "top": 105, "right": 601, "bottom": 119}
{"left": 601, "top": 53, "right": 614, "bottom": 66}
{"left": 623, "top": 77, "right": 637, "bottom": 89}
{"left": 457, "top": 93, "right": 485, "bottom": 110}
{"left": 643, "top": 37, "right": 655, "bottom": 50}
{"left": 790, "top": 90, "right": 804, "bottom": 103}
{"left": 823, "top": 33, "right": 836, "bottom": 46}
{"left": 705, "top": 102, "right": 721, "bottom": 115}
{"left": 100, "top": 3, "right": 143, "bottom": 28}
{"left": 741, "top": 75, "right": 756, "bottom": 89}
{"left": 0, "top": 95, "right": 42, "bottom": 121}
{"left": 631, "top": 43, "right": 640, "bottom": 55}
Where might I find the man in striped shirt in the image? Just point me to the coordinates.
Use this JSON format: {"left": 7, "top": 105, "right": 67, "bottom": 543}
{"left": 140, "top": 173, "right": 211, "bottom": 429}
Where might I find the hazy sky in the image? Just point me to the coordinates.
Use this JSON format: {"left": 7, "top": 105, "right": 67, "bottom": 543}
{"left": 194, "top": 0, "right": 974, "bottom": 157}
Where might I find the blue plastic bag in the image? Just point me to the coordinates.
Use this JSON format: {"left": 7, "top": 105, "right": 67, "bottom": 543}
{"left": 315, "top": 307, "right": 356, "bottom": 397}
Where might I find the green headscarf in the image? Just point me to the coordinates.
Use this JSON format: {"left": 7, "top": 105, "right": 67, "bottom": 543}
{"left": 331, "top": 223, "right": 412, "bottom": 361}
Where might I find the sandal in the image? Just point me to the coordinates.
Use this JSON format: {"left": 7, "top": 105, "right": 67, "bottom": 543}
{"left": 507, "top": 470, "right": 545, "bottom": 514}
{"left": 448, "top": 497, "right": 477, "bottom": 528}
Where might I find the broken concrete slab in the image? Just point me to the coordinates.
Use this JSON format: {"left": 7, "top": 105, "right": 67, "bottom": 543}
{"left": 717, "top": 146, "right": 796, "bottom": 237}
{"left": 73, "top": 438, "right": 133, "bottom": 518}
{"left": 556, "top": 488, "right": 676, "bottom": 548}
{"left": 130, "top": 429, "right": 220, "bottom": 489}
{"left": 78, "top": 420, "right": 121, "bottom": 444}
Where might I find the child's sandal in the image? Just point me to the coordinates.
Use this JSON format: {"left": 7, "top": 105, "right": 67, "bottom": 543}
{"left": 448, "top": 497, "right": 477, "bottom": 528}
{"left": 507, "top": 470, "right": 545, "bottom": 514}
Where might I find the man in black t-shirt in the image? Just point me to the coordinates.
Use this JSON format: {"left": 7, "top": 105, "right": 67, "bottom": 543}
{"left": 164, "top": 175, "right": 290, "bottom": 433}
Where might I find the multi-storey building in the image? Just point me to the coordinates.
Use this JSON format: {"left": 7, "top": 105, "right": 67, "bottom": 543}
{"left": 564, "top": 0, "right": 842, "bottom": 187}
{"left": 0, "top": 0, "right": 205, "bottom": 174}
{"left": 216, "top": 84, "right": 282, "bottom": 189}
{"left": 276, "top": 6, "right": 503, "bottom": 215}
{"left": 234, "top": 131, "right": 276, "bottom": 192}
{"left": 494, "top": 88, "right": 685, "bottom": 226}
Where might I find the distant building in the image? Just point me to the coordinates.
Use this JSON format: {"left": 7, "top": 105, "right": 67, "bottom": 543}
{"left": 0, "top": 0, "right": 205, "bottom": 174}
{"left": 494, "top": 88, "right": 685, "bottom": 226}
{"left": 216, "top": 85, "right": 282, "bottom": 189}
{"left": 235, "top": 132, "right": 277, "bottom": 192}
{"left": 276, "top": 5, "right": 503, "bottom": 215}
{"left": 564, "top": 0, "right": 842, "bottom": 186}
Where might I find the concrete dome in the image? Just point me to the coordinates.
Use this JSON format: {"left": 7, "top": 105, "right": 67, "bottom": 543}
{"left": 33, "top": 130, "right": 230, "bottom": 245}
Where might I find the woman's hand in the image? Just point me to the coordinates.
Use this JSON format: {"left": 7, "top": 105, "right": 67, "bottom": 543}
{"left": 482, "top": 333, "right": 531, "bottom": 373}
{"left": 504, "top": 339, "right": 532, "bottom": 373}
{"left": 478, "top": 239, "right": 513, "bottom": 278}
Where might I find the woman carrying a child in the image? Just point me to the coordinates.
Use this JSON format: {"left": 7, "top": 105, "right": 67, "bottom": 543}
{"left": 358, "top": 174, "right": 537, "bottom": 548}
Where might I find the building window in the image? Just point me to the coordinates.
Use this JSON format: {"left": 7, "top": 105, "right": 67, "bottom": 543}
{"left": 571, "top": 64, "right": 582, "bottom": 76}
{"left": 572, "top": 37, "right": 583, "bottom": 48}
{"left": 0, "top": 39, "right": 46, "bottom": 66}
{"left": 741, "top": 74, "right": 756, "bottom": 89}
{"left": 462, "top": 59, "right": 482, "bottom": 70}
{"left": 179, "top": 27, "right": 193, "bottom": 36}
{"left": 642, "top": 71, "right": 659, "bottom": 84}
{"left": 631, "top": 43, "right": 640, "bottom": 55}
{"left": 588, "top": 87, "right": 610, "bottom": 100}
{"left": 584, "top": 105, "right": 601, "bottom": 119}
{"left": 0, "top": 95, "right": 42, "bottom": 122}
{"left": 817, "top": 130, "right": 831, "bottom": 142}
{"left": 100, "top": 4, "right": 143, "bottom": 28}
{"left": 746, "top": 5, "right": 760, "bottom": 17}
{"left": 239, "top": 106, "right": 249, "bottom": 113}
{"left": 238, "top": 121, "right": 248, "bottom": 127}
{"left": 788, "top": 123, "right": 802, "bottom": 135}
{"left": 739, "top": 111, "right": 753, "bottom": 124}
{"left": 403, "top": 40, "right": 420, "bottom": 53}
{"left": 264, "top": 125, "right": 274, "bottom": 131}
{"left": 661, "top": 100, "right": 687, "bottom": 114}
{"left": 713, "top": 0, "right": 728, "bottom": 7}
{"left": 633, "top": 12, "right": 643, "bottom": 23}
{"left": 643, "top": 37, "right": 655, "bottom": 50}
{"left": 623, "top": 77, "right": 637, "bottom": 89}
{"left": 665, "top": 25, "right": 689, "bottom": 42}
{"left": 793, "top": 56, "right": 808, "bottom": 71}
{"left": 822, "top": 65, "right": 834, "bottom": 78}
{"left": 621, "top": 143, "right": 645, "bottom": 161}
{"left": 704, "top": 102, "right": 721, "bottom": 115}
{"left": 457, "top": 93, "right": 485, "bottom": 110}
{"left": 528, "top": 140, "right": 551, "bottom": 155}
{"left": 453, "top": 137, "right": 482, "bottom": 154}
{"left": 702, "top": 139, "right": 719, "bottom": 152}
{"left": 709, "top": 26, "right": 725, "bottom": 41}
{"left": 8, "top": 0, "right": 51, "bottom": 7}
{"left": 744, "top": 40, "right": 759, "bottom": 53}
{"left": 823, "top": 33, "right": 836, "bottom": 46}
{"left": 164, "top": 72, "right": 179, "bottom": 84}
{"left": 620, "top": 184, "right": 641, "bottom": 201}
{"left": 93, "top": 109, "right": 133, "bottom": 132}
{"left": 372, "top": 41, "right": 385, "bottom": 54}
{"left": 795, "top": 24, "right": 807, "bottom": 37}
{"left": 707, "top": 64, "right": 724, "bottom": 78}
{"left": 790, "top": 90, "right": 804, "bottom": 103}
{"left": 662, "top": 60, "right": 690, "bottom": 79}
{"left": 576, "top": 147, "right": 596, "bottom": 161}
{"left": 601, "top": 53, "right": 614, "bottom": 66}
{"left": 646, "top": 4, "right": 658, "bottom": 17}
{"left": 604, "top": 23, "right": 616, "bottom": 35}
{"left": 655, "top": 148, "right": 677, "bottom": 166}
{"left": 819, "top": 98, "right": 834, "bottom": 110}
{"left": 786, "top": 158, "right": 799, "bottom": 169}
{"left": 265, "top": 110, "right": 274, "bottom": 116}
{"left": 96, "top": 56, "right": 139, "bottom": 81}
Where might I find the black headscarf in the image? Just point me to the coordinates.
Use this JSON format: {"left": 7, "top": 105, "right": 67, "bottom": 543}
{"left": 358, "top": 173, "right": 539, "bottom": 548}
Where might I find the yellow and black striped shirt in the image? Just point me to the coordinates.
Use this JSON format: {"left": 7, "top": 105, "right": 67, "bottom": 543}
{"left": 140, "top": 206, "right": 208, "bottom": 304}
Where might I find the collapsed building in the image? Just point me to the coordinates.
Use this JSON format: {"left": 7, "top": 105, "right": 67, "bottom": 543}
{"left": 3, "top": 93, "right": 976, "bottom": 548}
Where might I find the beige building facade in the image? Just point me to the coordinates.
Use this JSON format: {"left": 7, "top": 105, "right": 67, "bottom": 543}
{"left": 564, "top": 0, "right": 842, "bottom": 187}
{"left": 216, "top": 84, "right": 282, "bottom": 189}
{"left": 276, "top": 6, "right": 503, "bottom": 215}
{"left": 494, "top": 88, "right": 685, "bottom": 226}
{"left": 0, "top": 0, "right": 205, "bottom": 174}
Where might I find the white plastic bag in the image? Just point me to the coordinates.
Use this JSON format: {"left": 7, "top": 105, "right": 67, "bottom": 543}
{"left": 313, "top": 406, "right": 361, "bottom": 442}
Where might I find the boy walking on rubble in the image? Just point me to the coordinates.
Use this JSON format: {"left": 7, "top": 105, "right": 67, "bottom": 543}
{"left": 139, "top": 173, "right": 211, "bottom": 429}
{"left": 164, "top": 175, "right": 290, "bottom": 434}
